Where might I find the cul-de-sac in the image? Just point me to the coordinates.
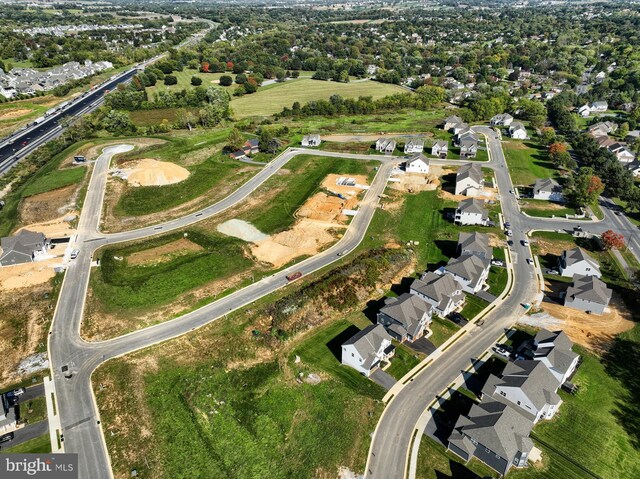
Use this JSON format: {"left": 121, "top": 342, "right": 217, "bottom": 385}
{"left": 0, "top": 1, "right": 639, "bottom": 478}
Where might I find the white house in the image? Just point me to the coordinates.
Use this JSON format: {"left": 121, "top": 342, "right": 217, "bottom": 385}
{"left": 526, "top": 329, "right": 580, "bottom": 384}
{"left": 438, "top": 254, "right": 491, "bottom": 294}
{"left": 490, "top": 113, "right": 514, "bottom": 127}
{"left": 558, "top": 247, "right": 602, "bottom": 278}
{"left": 482, "top": 360, "right": 562, "bottom": 424}
{"left": 377, "top": 293, "right": 433, "bottom": 342}
{"left": 455, "top": 198, "right": 489, "bottom": 226}
{"left": 405, "top": 155, "right": 430, "bottom": 174}
{"left": 509, "top": 122, "right": 527, "bottom": 139}
{"left": 590, "top": 101, "right": 608, "bottom": 113}
{"left": 301, "top": 134, "right": 321, "bottom": 147}
{"left": 577, "top": 104, "right": 591, "bottom": 117}
{"left": 564, "top": 274, "right": 612, "bottom": 315}
{"left": 455, "top": 163, "right": 483, "bottom": 196}
{"left": 404, "top": 139, "right": 424, "bottom": 154}
{"left": 533, "top": 178, "right": 563, "bottom": 201}
{"left": 444, "top": 115, "right": 463, "bottom": 131}
{"left": 431, "top": 140, "right": 448, "bottom": 158}
{"left": 452, "top": 123, "right": 470, "bottom": 136}
{"left": 459, "top": 139, "right": 478, "bottom": 158}
{"left": 341, "top": 324, "right": 395, "bottom": 377}
{"left": 376, "top": 138, "right": 397, "bottom": 154}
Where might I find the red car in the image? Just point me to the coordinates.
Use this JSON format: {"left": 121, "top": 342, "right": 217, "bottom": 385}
{"left": 286, "top": 271, "right": 302, "bottom": 282}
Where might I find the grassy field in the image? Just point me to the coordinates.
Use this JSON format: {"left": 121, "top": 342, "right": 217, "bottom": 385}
{"left": 240, "top": 154, "right": 376, "bottom": 234}
{"left": 429, "top": 317, "right": 461, "bottom": 347}
{"left": 231, "top": 78, "right": 407, "bottom": 119}
{"left": 416, "top": 436, "right": 497, "bottom": 479}
{"left": 520, "top": 199, "right": 579, "bottom": 218}
{"left": 503, "top": 140, "right": 558, "bottom": 186}
{"left": 128, "top": 107, "right": 199, "bottom": 127}
{"left": 21, "top": 166, "right": 87, "bottom": 198}
{"left": 145, "top": 69, "right": 231, "bottom": 96}
{"left": 386, "top": 343, "right": 423, "bottom": 380}
{"left": 18, "top": 396, "right": 48, "bottom": 424}
{"left": 487, "top": 265, "right": 509, "bottom": 296}
{"left": 92, "top": 230, "right": 253, "bottom": 313}
{"left": 460, "top": 295, "right": 489, "bottom": 321}
{"left": 0, "top": 434, "right": 51, "bottom": 454}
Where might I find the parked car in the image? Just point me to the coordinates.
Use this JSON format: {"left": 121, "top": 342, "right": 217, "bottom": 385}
{"left": 521, "top": 240, "right": 529, "bottom": 246}
{"left": 493, "top": 346, "right": 510, "bottom": 358}
{"left": 286, "top": 271, "right": 302, "bottom": 281}
{"left": 491, "top": 259, "right": 505, "bottom": 267}
{"left": 447, "top": 312, "right": 466, "bottom": 324}
{"left": 6, "top": 388, "right": 24, "bottom": 398}
{"left": 505, "top": 229, "right": 513, "bottom": 237}
{"left": 504, "top": 222, "right": 511, "bottom": 228}
{"left": 70, "top": 249, "right": 80, "bottom": 259}
{"left": 507, "top": 240, "right": 513, "bottom": 246}
{"left": 0, "top": 432, "right": 14, "bottom": 444}
{"left": 546, "top": 269, "right": 560, "bottom": 275}
{"left": 526, "top": 258, "right": 533, "bottom": 265}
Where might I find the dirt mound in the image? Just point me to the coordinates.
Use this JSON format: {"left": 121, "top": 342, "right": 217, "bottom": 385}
{"left": 390, "top": 173, "right": 439, "bottom": 193}
{"left": 120, "top": 159, "right": 189, "bottom": 187}
{"left": 17, "top": 214, "right": 77, "bottom": 239}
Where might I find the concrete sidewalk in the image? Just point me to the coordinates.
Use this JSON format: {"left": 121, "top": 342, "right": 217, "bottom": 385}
{"left": 44, "top": 376, "right": 63, "bottom": 453}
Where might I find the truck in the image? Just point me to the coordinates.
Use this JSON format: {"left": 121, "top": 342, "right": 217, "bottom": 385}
{"left": 286, "top": 271, "right": 303, "bottom": 282}
{"left": 32, "top": 116, "right": 45, "bottom": 125}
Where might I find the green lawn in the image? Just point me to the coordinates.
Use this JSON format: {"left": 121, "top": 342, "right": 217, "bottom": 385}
{"left": 231, "top": 78, "right": 407, "bottom": 119}
{"left": 386, "top": 343, "right": 423, "bottom": 380}
{"left": 416, "top": 435, "right": 498, "bottom": 479}
{"left": 18, "top": 396, "right": 48, "bottom": 424}
{"left": 0, "top": 434, "right": 51, "bottom": 454}
{"left": 21, "top": 166, "right": 87, "bottom": 198}
{"left": 503, "top": 140, "right": 558, "bottom": 186}
{"left": 240, "top": 154, "right": 376, "bottom": 235}
{"left": 92, "top": 230, "right": 253, "bottom": 314}
{"left": 520, "top": 199, "right": 579, "bottom": 218}
{"left": 145, "top": 69, "right": 232, "bottom": 96}
{"left": 460, "top": 295, "right": 489, "bottom": 321}
{"left": 487, "top": 265, "right": 509, "bottom": 296}
{"left": 128, "top": 107, "right": 199, "bottom": 127}
{"left": 429, "top": 317, "right": 461, "bottom": 347}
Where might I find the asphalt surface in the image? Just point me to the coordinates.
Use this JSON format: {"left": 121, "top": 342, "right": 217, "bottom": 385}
{"left": 363, "top": 127, "right": 640, "bottom": 479}
{"left": 2, "top": 420, "right": 49, "bottom": 450}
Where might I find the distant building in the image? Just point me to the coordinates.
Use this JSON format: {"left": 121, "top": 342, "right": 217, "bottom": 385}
{"left": 0, "top": 230, "right": 49, "bottom": 266}
{"left": 590, "top": 101, "right": 608, "bottom": 113}
{"left": 404, "top": 139, "right": 424, "bottom": 154}
{"left": 405, "top": 155, "right": 430, "bottom": 174}
{"left": 444, "top": 115, "right": 463, "bottom": 131}
{"left": 301, "top": 134, "right": 321, "bottom": 147}
{"left": 508, "top": 122, "right": 527, "bottom": 139}
{"left": 490, "top": 113, "right": 514, "bottom": 127}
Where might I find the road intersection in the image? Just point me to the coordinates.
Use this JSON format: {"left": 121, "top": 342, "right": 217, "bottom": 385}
{"left": 43, "top": 130, "right": 637, "bottom": 479}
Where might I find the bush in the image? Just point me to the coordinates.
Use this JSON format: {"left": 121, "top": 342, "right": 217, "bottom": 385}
{"left": 164, "top": 75, "right": 178, "bottom": 86}
{"left": 219, "top": 75, "right": 233, "bottom": 86}
{"left": 190, "top": 76, "right": 202, "bottom": 86}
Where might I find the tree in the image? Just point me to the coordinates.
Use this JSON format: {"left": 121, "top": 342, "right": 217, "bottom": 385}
{"left": 601, "top": 230, "right": 625, "bottom": 250}
{"left": 235, "top": 73, "right": 247, "bottom": 84}
{"left": 102, "top": 110, "right": 136, "bottom": 134}
{"left": 200, "top": 62, "right": 210, "bottom": 73}
{"left": 219, "top": 75, "right": 233, "bottom": 87}
{"left": 164, "top": 75, "right": 177, "bottom": 86}
{"left": 227, "top": 128, "right": 244, "bottom": 150}
{"left": 191, "top": 76, "right": 202, "bottom": 86}
{"left": 619, "top": 122, "right": 629, "bottom": 139}
{"left": 568, "top": 167, "right": 604, "bottom": 206}
{"left": 539, "top": 127, "right": 556, "bottom": 145}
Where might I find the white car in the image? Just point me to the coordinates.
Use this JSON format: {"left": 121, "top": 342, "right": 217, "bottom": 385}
{"left": 70, "top": 249, "right": 80, "bottom": 260}
{"left": 493, "top": 346, "right": 510, "bottom": 358}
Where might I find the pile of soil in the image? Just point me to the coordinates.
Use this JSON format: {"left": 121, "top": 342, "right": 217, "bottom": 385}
{"left": 123, "top": 159, "right": 190, "bottom": 187}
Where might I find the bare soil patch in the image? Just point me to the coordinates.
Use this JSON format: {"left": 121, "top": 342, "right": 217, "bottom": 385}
{"left": 116, "top": 158, "right": 190, "bottom": 187}
{"left": 19, "top": 184, "right": 78, "bottom": 225}
{"left": 536, "top": 290, "right": 634, "bottom": 354}
{"left": 522, "top": 201, "right": 568, "bottom": 211}
{"left": 17, "top": 214, "right": 77, "bottom": 239}
{"left": 389, "top": 173, "right": 439, "bottom": 193}
{"left": 61, "top": 138, "right": 167, "bottom": 168}
{"left": 127, "top": 238, "right": 203, "bottom": 267}
{"left": 0, "top": 108, "right": 32, "bottom": 120}
{"left": 532, "top": 236, "right": 576, "bottom": 256}
{"left": 0, "top": 258, "right": 60, "bottom": 291}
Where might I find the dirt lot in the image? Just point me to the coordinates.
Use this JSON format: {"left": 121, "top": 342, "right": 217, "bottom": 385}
{"left": 127, "top": 238, "right": 203, "bottom": 266}
{"left": 527, "top": 281, "right": 636, "bottom": 353}
{"left": 521, "top": 200, "right": 568, "bottom": 211}
{"left": 322, "top": 133, "right": 427, "bottom": 142}
{"left": 532, "top": 236, "right": 576, "bottom": 256}
{"left": 60, "top": 138, "right": 167, "bottom": 168}
{"left": 17, "top": 214, "right": 77, "bottom": 239}
{"left": 0, "top": 108, "right": 32, "bottom": 120}
{"left": 19, "top": 183, "right": 79, "bottom": 225}
{"left": 114, "top": 158, "right": 190, "bottom": 187}
{"left": 390, "top": 172, "right": 440, "bottom": 193}
{"left": 0, "top": 258, "right": 60, "bottom": 291}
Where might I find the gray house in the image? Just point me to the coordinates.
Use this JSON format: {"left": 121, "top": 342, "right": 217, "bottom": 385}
{"left": 0, "top": 230, "right": 48, "bottom": 266}
{"left": 448, "top": 399, "right": 534, "bottom": 476}
{"left": 457, "top": 231, "right": 492, "bottom": 260}
{"left": 482, "top": 360, "right": 562, "bottom": 423}
{"left": 455, "top": 162, "right": 484, "bottom": 196}
{"left": 454, "top": 198, "right": 489, "bottom": 226}
{"left": 459, "top": 138, "right": 478, "bottom": 158}
{"left": 341, "top": 324, "right": 395, "bottom": 377}
{"left": 519, "top": 329, "right": 580, "bottom": 384}
{"left": 377, "top": 293, "right": 432, "bottom": 342}
{"left": 439, "top": 254, "right": 491, "bottom": 294}
{"left": 444, "top": 115, "right": 463, "bottom": 131}
{"left": 558, "top": 247, "right": 601, "bottom": 278}
{"left": 564, "top": 274, "right": 612, "bottom": 315}
{"left": 410, "top": 272, "right": 465, "bottom": 318}
{"left": 533, "top": 178, "right": 563, "bottom": 202}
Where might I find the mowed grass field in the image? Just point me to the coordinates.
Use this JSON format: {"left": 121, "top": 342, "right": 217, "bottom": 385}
{"left": 503, "top": 140, "right": 558, "bottom": 186}
{"left": 231, "top": 79, "right": 408, "bottom": 118}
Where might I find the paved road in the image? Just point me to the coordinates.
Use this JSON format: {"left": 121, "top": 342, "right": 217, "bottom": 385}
{"left": 363, "top": 126, "right": 640, "bottom": 479}
{"left": 2, "top": 420, "right": 48, "bottom": 450}
{"left": 48, "top": 146, "right": 396, "bottom": 479}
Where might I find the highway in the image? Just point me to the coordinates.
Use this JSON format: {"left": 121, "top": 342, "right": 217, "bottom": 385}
{"left": 363, "top": 127, "right": 640, "bottom": 479}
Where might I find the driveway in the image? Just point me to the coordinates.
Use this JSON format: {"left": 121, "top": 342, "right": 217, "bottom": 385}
{"left": 3, "top": 420, "right": 48, "bottom": 449}
{"left": 475, "top": 289, "right": 497, "bottom": 303}
{"left": 370, "top": 370, "right": 397, "bottom": 391}
{"left": 408, "top": 337, "right": 437, "bottom": 355}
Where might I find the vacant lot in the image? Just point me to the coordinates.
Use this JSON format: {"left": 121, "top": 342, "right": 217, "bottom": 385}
{"left": 503, "top": 140, "right": 558, "bottom": 186}
{"left": 232, "top": 78, "right": 407, "bottom": 118}
{"left": 520, "top": 199, "right": 579, "bottom": 218}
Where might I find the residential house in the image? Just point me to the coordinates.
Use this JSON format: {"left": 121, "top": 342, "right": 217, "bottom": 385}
{"left": 376, "top": 138, "right": 397, "bottom": 154}
{"left": 490, "top": 113, "right": 514, "bottom": 127}
{"left": 520, "top": 329, "right": 580, "bottom": 384}
{"left": 377, "top": 293, "right": 433, "bottom": 342}
{"left": 558, "top": 247, "right": 601, "bottom": 278}
{"left": 453, "top": 123, "right": 471, "bottom": 136}
{"left": 459, "top": 138, "right": 479, "bottom": 158}
{"left": 455, "top": 198, "right": 489, "bottom": 226}
{"left": 613, "top": 147, "right": 635, "bottom": 164}
{"left": 341, "top": 324, "right": 395, "bottom": 377}
{"left": 444, "top": 115, "right": 463, "bottom": 131}
{"left": 438, "top": 254, "right": 491, "bottom": 294}
{"left": 457, "top": 231, "right": 492, "bottom": 260}
{"left": 455, "top": 163, "right": 484, "bottom": 196}
{"left": 625, "top": 130, "right": 640, "bottom": 143}
{"left": 590, "top": 101, "right": 608, "bottom": 113}
{"left": 564, "top": 274, "right": 612, "bottom": 315}
{"left": 0, "top": 394, "right": 17, "bottom": 433}
{"left": 404, "top": 139, "right": 424, "bottom": 154}
{"left": 482, "top": 360, "right": 562, "bottom": 423}
{"left": 448, "top": 399, "right": 534, "bottom": 477}
{"left": 431, "top": 140, "right": 448, "bottom": 158}
{"left": 588, "top": 121, "right": 617, "bottom": 138}
{"left": 533, "top": 178, "right": 563, "bottom": 202}
{"left": 577, "top": 104, "right": 591, "bottom": 117}
{"left": 301, "top": 134, "right": 321, "bottom": 147}
{"left": 0, "top": 230, "right": 49, "bottom": 266}
{"left": 410, "top": 272, "right": 465, "bottom": 318}
{"left": 229, "top": 150, "right": 247, "bottom": 160}
{"left": 405, "top": 155, "right": 430, "bottom": 174}
{"left": 242, "top": 138, "right": 260, "bottom": 155}
{"left": 509, "top": 122, "right": 527, "bottom": 139}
